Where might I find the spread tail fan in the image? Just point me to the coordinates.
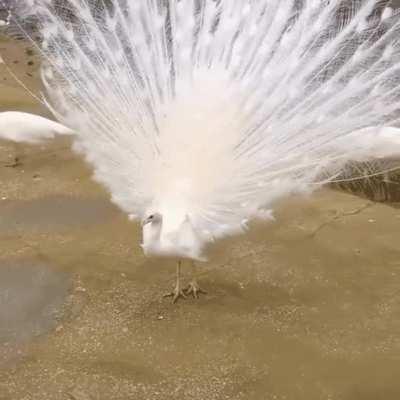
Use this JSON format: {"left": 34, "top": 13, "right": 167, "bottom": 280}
{"left": 6, "top": 0, "right": 400, "bottom": 240}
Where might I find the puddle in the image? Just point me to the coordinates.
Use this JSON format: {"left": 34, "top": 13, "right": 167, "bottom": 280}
{"left": 0, "top": 196, "right": 119, "bottom": 234}
{"left": 0, "top": 260, "right": 70, "bottom": 368}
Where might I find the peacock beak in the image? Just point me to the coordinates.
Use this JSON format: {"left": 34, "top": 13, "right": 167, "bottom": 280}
{"left": 141, "top": 216, "right": 152, "bottom": 227}
{"left": 141, "top": 218, "right": 149, "bottom": 227}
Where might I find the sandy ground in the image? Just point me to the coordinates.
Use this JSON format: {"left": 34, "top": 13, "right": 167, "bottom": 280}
{"left": 0, "top": 39, "right": 400, "bottom": 400}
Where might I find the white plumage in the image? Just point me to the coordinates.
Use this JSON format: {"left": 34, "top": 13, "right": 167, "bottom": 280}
{"left": 0, "top": 111, "right": 74, "bottom": 143}
{"left": 2, "top": 0, "right": 400, "bottom": 300}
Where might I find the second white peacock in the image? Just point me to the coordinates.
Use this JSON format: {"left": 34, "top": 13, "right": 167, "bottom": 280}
{"left": 2, "top": 0, "right": 400, "bottom": 302}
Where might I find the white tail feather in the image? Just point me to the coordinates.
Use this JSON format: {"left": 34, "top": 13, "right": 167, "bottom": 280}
{"left": 0, "top": 111, "right": 73, "bottom": 143}
{"left": 340, "top": 126, "right": 400, "bottom": 161}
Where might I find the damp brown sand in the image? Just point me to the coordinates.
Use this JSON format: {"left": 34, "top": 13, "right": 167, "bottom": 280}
{"left": 0, "top": 38, "right": 399, "bottom": 400}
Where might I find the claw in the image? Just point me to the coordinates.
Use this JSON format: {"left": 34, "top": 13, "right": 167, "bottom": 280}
{"left": 163, "top": 261, "right": 206, "bottom": 303}
{"left": 163, "top": 287, "right": 187, "bottom": 303}
{"left": 184, "top": 280, "right": 207, "bottom": 299}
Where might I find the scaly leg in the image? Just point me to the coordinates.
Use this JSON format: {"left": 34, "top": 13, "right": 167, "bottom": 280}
{"left": 184, "top": 261, "right": 207, "bottom": 299}
{"left": 164, "top": 260, "right": 187, "bottom": 303}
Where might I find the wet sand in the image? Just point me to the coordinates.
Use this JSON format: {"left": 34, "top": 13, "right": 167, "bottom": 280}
{"left": 0, "top": 39, "right": 400, "bottom": 400}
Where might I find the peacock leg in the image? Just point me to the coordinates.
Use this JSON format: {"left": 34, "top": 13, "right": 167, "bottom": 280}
{"left": 184, "top": 261, "right": 207, "bottom": 298}
{"left": 164, "top": 260, "right": 187, "bottom": 303}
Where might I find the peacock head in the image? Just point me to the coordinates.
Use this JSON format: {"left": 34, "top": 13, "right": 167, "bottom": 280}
{"left": 141, "top": 212, "right": 163, "bottom": 227}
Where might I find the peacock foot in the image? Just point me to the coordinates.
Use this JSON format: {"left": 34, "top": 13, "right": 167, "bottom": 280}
{"left": 163, "top": 285, "right": 187, "bottom": 303}
{"left": 184, "top": 280, "right": 207, "bottom": 299}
